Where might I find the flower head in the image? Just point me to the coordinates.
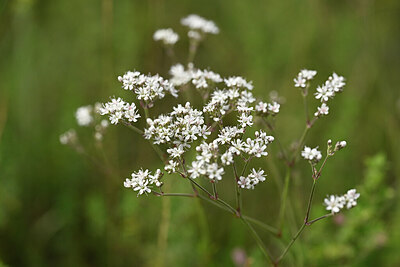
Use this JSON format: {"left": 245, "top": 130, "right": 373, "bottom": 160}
{"left": 153, "top": 28, "right": 179, "bottom": 45}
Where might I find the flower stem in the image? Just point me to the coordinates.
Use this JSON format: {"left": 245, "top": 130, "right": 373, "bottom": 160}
{"left": 232, "top": 162, "right": 241, "bottom": 213}
{"left": 278, "top": 169, "right": 291, "bottom": 234}
{"left": 275, "top": 223, "right": 306, "bottom": 263}
{"left": 306, "top": 213, "right": 333, "bottom": 225}
{"left": 304, "top": 179, "right": 317, "bottom": 223}
{"left": 242, "top": 215, "right": 279, "bottom": 235}
{"left": 240, "top": 217, "right": 275, "bottom": 265}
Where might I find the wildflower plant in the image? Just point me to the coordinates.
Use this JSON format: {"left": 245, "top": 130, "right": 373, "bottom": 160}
{"left": 60, "top": 14, "right": 360, "bottom": 265}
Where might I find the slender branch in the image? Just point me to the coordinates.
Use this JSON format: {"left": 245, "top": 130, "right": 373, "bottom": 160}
{"left": 232, "top": 162, "right": 241, "bottom": 213}
{"left": 278, "top": 169, "right": 291, "bottom": 234}
{"left": 242, "top": 215, "right": 279, "bottom": 235}
{"left": 212, "top": 182, "right": 218, "bottom": 199}
{"left": 123, "top": 122, "right": 143, "bottom": 135}
{"left": 306, "top": 213, "right": 333, "bottom": 225}
{"left": 301, "top": 89, "right": 309, "bottom": 124}
{"left": 187, "top": 177, "right": 213, "bottom": 197}
{"left": 240, "top": 217, "right": 275, "bottom": 265}
{"left": 304, "top": 179, "right": 317, "bottom": 223}
{"left": 275, "top": 223, "right": 306, "bottom": 263}
{"left": 315, "top": 154, "right": 330, "bottom": 179}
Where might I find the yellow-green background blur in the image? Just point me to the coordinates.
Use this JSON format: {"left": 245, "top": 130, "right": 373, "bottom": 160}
{"left": 0, "top": 0, "right": 399, "bottom": 266}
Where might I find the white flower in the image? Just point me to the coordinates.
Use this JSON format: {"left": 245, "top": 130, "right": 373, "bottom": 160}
{"left": 224, "top": 76, "right": 253, "bottom": 90}
{"left": 99, "top": 98, "right": 141, "bottom": 125}
{"left": 60, "top": 129, "right": 77, "bottom": 145}
{"left": 75, "top": 106, "right": 93, "bottom": 126}
{"left": 294, "top": 69, "right": 317, "bottom": 88}
{"left": 301, "top": 146, "right": 322, "bottom": 162}
{"left": 268, "top": 102, "right": 280, "bottom": 114}
{"left": 238, "top": 113, "right": 253, "bottom": 128}
{"left": 118, "top": 71, "right": 141, "bottom": 90}
{"left": 344, "top": 189, "right": 360, "bottom": 209}
{"left": 165, "top": 160, "right": 179, "bottom": 174}
{"left": 169, "top": 64, "right": 192, "bottom": 86}
{"left": 221, "top": 151, "right": 234, "bottom": 165}
{"left": 327, "top": 73, "right": 345, "bottom": 92}
{"left": 153, "top": 28, "right": 179, "bottom": 45}
{"left": 248, "top": 168, "right": 267, "bottom": 185}
{"left": 118, "top": 71, "right": 178, "bottom": 101}
{"left": 191, "top": 69, "right": 222, "bottom": 89}
{"left": 167, "top": 145, "right": 185, "bottom": 158}
{"left": 206, "top": 163, "right": 224, "bottom": 181}
{"left": 238, "top": 176, "right": 251, "bottom": 189}
{"left": 188, "top": 30, "right": 202, "bottom": 40}
{"left": 255, "top": 101, "right": 268, "bottom": 113}
{"left": 124, "top": 103, "right": 141, "bottom": 122}
{"left": 324, "top": 195, "right": 343, "bottom": 213}
{"left": 314, "top": 103, "right": 329, "bottom": 116}
{"left": 323, "top": 189, "right": 360, "bottom": 213}
{"left": 124, "top": 169, "right": 163, "bottom": 196}
{"left": 188, "top": 160, "right": 205, "bottom": 178}
{"left": 181, "top": 14, "right": 219, "bottom": 34}
{"left": 315, "top": 85, "right": 334, "bottom": 102}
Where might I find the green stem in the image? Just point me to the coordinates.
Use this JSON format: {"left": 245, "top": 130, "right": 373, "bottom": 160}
{"left": 232, "top": 162, "right": 241, "bottom": 213}
{"left": 306, "top": 213, "right": 333, "bottom": 225}
{"left": 304, "top": 179, "right": 317, "bottom": 223}
{"left": 242, "top": 215, "right": 279, "bottom": 235}
{"left": 278, "top": 169, "right": 291, "bottom": 233}
{"left": 240, "top": 217, "right": 275, "bottom": 265}
{"left": 275, "top": 223, "right": 306, "bottom": 263}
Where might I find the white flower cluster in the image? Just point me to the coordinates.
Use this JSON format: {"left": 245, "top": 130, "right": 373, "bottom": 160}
{"left": 224, "top": 76, "right": 253, "bottom": 90}
{"left": 301, "top": 146, "right": 322, "bottom": 163}
{"left": 168, "top": 64, "right": 223, "bottom": 89}
{"left": 94, "top": 119, "right": 109, "bottom": 141}
{"left": 314, "top": 73, "right": 346, "bottom": 117}
{"left": 118, "top": 71, "right": 178, "bottom": 103}
{"left": 169, "top": 64, "right": 193, "bottom": 86}
{"left": 99, "top": 97, "right": 140, "bottom": 125}
{"left": 144, "top": 102, "right": 211, "bottom": 148}
{"left": 238, "top": 168, "right": 267, "bottom": 190}
{"left": 59, "top": 129, "right": 77, "bottom": 145}
{"left": 61, "top": 103, "right": 111, "bottom": 146}
{"left": 324, "top": 189, "right": 360, "bottom": 213}
{"left": 153, "top": 28, "right": 179, "bottom": 45}
{"left": 187, "top": 129, "right": 273, "bottom": 183}
{"left": 255, "top": 101, "right": 280, "bottom": 115}
{"left": 181, "top": 14, "right": 219, "bottom": 35}
{"left": 203, "top": 88, "right": 256, "bottom": 122}
{"left": 294, "top": 69, "right": 317, "bottom": 88}
{"left": 75, "top": 106, "right": 94, "bottom": 126}
{"left": 191, "top": 69, "right": 223, "bottom": 89}
{"left": 124, "top": 169, "right": 163, "bottom": 196}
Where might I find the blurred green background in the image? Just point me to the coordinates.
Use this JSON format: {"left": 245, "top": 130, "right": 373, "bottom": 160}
{"left": 0, "top": 0, "right": 399, "bottom": 266}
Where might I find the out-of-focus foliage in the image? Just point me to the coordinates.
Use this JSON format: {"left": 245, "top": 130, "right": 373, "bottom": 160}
{"left": 0, "top": 0, "right": 399, "bottom": 266}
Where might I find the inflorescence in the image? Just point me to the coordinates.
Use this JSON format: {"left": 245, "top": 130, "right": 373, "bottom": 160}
{"left": 60, "top": 14, "right": 360, "bottom": 261}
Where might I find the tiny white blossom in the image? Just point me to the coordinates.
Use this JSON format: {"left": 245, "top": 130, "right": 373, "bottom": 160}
{"left": 268, "top": 102, "right": 280, "bottom": 114}
{"left": 314, "top": 103, "right": 329, "bottom": 117}
{"left": 75, "top": 106, "right": 93, "bottom": 126}
{"left": 301, "top": 146, "right": 322, "bottom": 163}
{"left": 294, "top": 69, "right": 317, "bottom": 88}
{"left": 324, "top": 195, "right": 343, "bottom": 213}
{"left": 344, "top": 189, "right": 360, "bottom": 209}
{"left": 238, "top": 176, "right": 251, "bottom": 189}
{"left": 60, "top": 129, "right": 77, "bottom": 145}
{"left": 181, "top": 14, "right": 219, "bottom": 34}
{"left": 169, "top": 64, "right": 192, "bottom": 86}
{"left": 153, "top": 28, "right": 179, "bottom": 45}
{"left": 238, "top": 113, "right": 253, "bottom": 128}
